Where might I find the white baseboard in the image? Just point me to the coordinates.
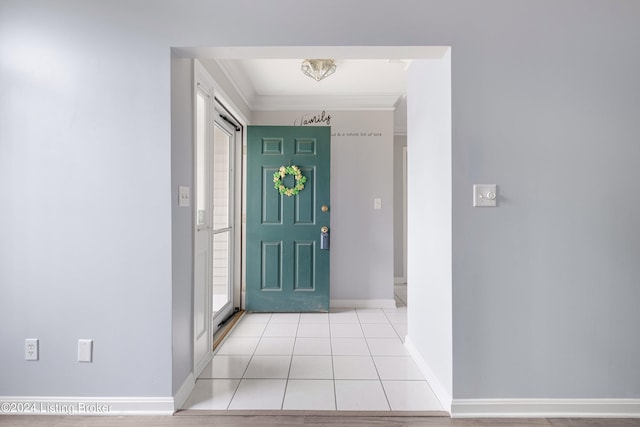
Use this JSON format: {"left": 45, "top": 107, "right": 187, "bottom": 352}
{"left": 403, "top": 336, "right": 452, "bottom": 413}
{"left": 394, "top": 277, "right": 407, "bottom": 284}
{"left": 173, "top": 372, "right": 195, "bottom": 411}
{"left": 451, "top": 398, "right": 640, "bottom": 418}
{"left": 0, "top": 396, "right": 174, "bottom": 415}
{"left": 330, "top": 299, "right": 396, "bottom": 309}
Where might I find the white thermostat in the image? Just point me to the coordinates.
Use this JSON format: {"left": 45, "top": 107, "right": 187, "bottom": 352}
{"left": 473, "top": 184, "right": 497, "bottom": 207}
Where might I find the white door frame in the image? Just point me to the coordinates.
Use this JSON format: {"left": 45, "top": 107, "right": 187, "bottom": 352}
{"left": 402, "top": 145, "right": 408, "bottom": 283}
{"left": 209, "top": 112, "right": 235, "bottom": 326}
{"left": 193, "top": 70, "right": 214, "bottom": 376}
{"left": 192, "top": 60, "right": 246, "bottom": 377}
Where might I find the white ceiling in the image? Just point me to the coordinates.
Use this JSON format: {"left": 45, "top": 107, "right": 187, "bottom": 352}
{"left": 219, "top": 58, "right": 409, "bottom": 97}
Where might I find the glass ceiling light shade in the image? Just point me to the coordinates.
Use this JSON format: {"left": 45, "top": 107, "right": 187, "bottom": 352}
{"left": 301, "top": 59, "right": 337, "bottom": 82}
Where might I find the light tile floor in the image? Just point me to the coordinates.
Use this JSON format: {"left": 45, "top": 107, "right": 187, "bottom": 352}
{"left": 182, "top": 286, "right": 443, "bottom": 412}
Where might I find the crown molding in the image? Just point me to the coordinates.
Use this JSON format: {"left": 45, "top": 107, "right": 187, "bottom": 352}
{"left": 214, "top": 59, "right": 256, "bottom": 110}
{"left": 251, "top": 94, "right": 402, "bottom": 111}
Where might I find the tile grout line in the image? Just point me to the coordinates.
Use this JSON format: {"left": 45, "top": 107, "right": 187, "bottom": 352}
{"left": 329, "top": 314, "right": 338, "bottom": 411}
{"left": 280, "top": 314, "right": 300, "bottom": 410}
{"left": 360, "top": 310, "right": 393, "bottom": 412}
{"left": 226, "top": 313, "right": 270, "bottom": 409}
{"left": 288, "top": 313, "right": 302, "bottom": 410}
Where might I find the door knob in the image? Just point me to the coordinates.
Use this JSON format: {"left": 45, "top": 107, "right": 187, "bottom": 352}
{"left": 321, "top": 205, "right": 329, "bottom": 212}
{"left": 321, "top": 226, "right": 328, "bottom": 233}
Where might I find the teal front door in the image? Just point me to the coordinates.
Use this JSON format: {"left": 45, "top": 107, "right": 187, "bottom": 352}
{"left": 246, "top": 126, "right": 330, "bottom": 312}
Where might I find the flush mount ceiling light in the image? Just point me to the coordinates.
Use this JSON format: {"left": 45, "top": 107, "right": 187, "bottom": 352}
{"left": 301, "top": 59, "right": 337, "bottom": 82}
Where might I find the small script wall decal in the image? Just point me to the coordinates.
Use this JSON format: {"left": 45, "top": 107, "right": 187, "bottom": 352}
{"left": 294, "top": 110, "right": 331, "bottom": 126}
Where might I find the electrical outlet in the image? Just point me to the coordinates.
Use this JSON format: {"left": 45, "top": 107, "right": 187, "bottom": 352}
{"left": 25, "top": 338, "right": 39, "bottom": 361}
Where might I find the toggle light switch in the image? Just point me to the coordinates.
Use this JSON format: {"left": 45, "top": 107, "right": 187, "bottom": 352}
{"left": 178, "top": 186, "right": 190, "bottom": 207}
{"left": 473, "top": 184, "right": 497, "bottom": 207}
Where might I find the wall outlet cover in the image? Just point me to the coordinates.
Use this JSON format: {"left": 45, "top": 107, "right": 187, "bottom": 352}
{"left": 25, "top": 338, "right": 39, "bottom": 361}
{"left": 78, "top": 339, "right": 93, "bottom": 362}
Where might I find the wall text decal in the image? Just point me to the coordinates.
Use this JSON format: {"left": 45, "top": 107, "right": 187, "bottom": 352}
{"left": 332, "top": 132, "right": 383, "bottom": 137}
{"left": 294, "top": 111, "right": 332, "bottom": 126}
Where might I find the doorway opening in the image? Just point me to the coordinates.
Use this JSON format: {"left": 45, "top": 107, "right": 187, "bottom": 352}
{"left": 171, "top": 46, "right": 453, "bottom": 413}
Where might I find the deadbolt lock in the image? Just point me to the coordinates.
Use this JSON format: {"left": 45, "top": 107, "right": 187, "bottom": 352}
{"left": 320, "top": 226, "right": 329, "bottom": 250}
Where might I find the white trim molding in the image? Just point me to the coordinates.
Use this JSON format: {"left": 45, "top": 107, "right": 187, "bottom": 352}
{"left": 251, "top": 94, "right": 402, "bottom": 111}
{"left": 173, "top": 372, "right": 196, "bottom": 412}
{"left": 451, "top": 398, "right": 640, "bottom": 418}
{"left": 330, "top": 299, "right": 396, "bottom": 309}
{"left": 0, "top": 396, "right": 174, "bottom": 416}
{"left": 404, "top": 336, "right": 452, "bottom": 413}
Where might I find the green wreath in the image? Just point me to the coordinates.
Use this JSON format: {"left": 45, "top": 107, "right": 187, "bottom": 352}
{"left": 273, "top": 165, "right": 307, "bottom": 196}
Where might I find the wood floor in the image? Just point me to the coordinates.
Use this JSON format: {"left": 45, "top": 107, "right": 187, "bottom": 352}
{"left": 1, "top": 415, "right": 639, "bottom": 426}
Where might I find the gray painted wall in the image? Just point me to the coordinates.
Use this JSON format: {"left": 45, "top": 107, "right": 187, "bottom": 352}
{"left": 1, "top": 0, "right": 639, "bottom": 401}
{"left": 393, "top": 135, "right": 407, "bottom": 280}
{"left": 170, "top": 56, "right": 194, "bottom": 394}
{"left": 252, "top": 110, "right": 395, "bottom": 301}
{"left": 1, "top": 1, "right": 175, "bottom": 396}
{"left": 449, "top": 3, "right": 640, "bottom": 398}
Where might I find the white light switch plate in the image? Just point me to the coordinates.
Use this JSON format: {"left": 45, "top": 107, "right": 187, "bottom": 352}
{"left": 78, "top": 339, "right": 93, "bottom": 362}
{"left": 374, "top": 198, "right": 382, "bottom": 210}
{"left": 178, "top": 186, "right": 190, "bottom": 207}
{"left": 473, "top": 184, "right": 497, "bottom": 207}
